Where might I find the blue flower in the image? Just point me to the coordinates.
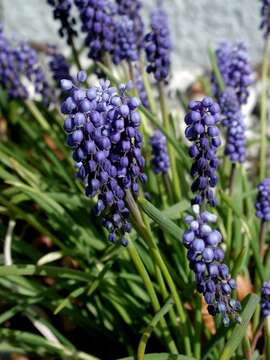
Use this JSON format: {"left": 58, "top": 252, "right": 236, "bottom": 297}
{"left": 256, "top": 178, "right": 270, "bottom": 222}
{"left": 61, "top": 72, "right": 147, "bottom": 246}
{"left": 150, "top": 130, "right": 170, "bottom": 174}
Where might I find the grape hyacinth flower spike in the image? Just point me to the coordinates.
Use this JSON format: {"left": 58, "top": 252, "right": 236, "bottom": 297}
{"left": 256, "top": 178, "right": 270, "bottom": 222}
{"left": 74, "top": 0, "right": 115, "bottom": 61}
{"left": 261, "top": 281, "right": 270, "bottom": 317}
{"left": 183, "top": 205, "right": 241, "bottom": 325}
{"left": 47, "top": 0, "right": 77, "bottom": 45}
{"left": 150, "top": 130, "right": 170, "bottom": 174}
{"left": 144, "top": 5, "right": 171, "bottom": 81}
{"left": 185, "top": 97, "right": 221, "bottom": 206}
{"left": 219, "top": 89, "right": 246, "bottom": 164}
{"left": 212, "top": 42, "right": 253, "bottom": 105}
{"left": 60, "top": 71, "right": 147, "bottom": 246}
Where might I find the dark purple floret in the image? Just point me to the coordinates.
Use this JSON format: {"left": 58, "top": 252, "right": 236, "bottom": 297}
{"left": 74, "top": 0, "right": 115, "bottom": 61}
{"left": 256, "top": 178, "right": 270, "bottom": 222}
{"left": 261, "top": 281, "right": 270, "bottom": 317}
{"left": 144, "top": 5, "right": 171, "bottom": 81}
{"left": 183, "top": 206, "right": 241, "bottom": 325}
{"left": 219, "top": 89, "right": 246, "bottom": 164}
{"left": 150, "top": 130, "right": 170, "bottom": 174}
{"left": 134, "top": 67, "right": 149, "bottom": 108}
{"left": 185, "top": 97, "right": 221, "bottom": 206}
{"left": 260, "top": 0, "right": 270, "bottom": 38}
{"left": 212, "top": 42, "right": 253, "bottom": 105}
{"left": 112, "top": 16, "right": 139, "bottom": 65}
{"left": 60, "top": 72, "right": 147, "bottom": 246}
{"left": 47, "top": 0, "right": 77, "bottom": 45}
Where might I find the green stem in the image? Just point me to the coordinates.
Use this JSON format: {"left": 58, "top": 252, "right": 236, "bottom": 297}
{"left": 24, "top": 100, "right": 50, "bottom": 131}
{"left": 194, "top": 295, "right": 202, "bottom": 359}
{"left": 265, "top": 316, "right": 270, "bottom": 360}
{"left": 139, "top": 57, "right": 157, "bottom": 114}
{"left": 127, "top": 241, "right": 178, "bottom": 354}
{"left": 158, "top": 83, "right": 181, "bottom": 202}
{"left": 208, "top": 46, "right": 225, "bottom": 92}
{"left": 259, "top": 37, "right": 270, "bottom": 181}
{"left": 137, "top": 298, "right": 174, "bottom": 360}
{"left": 226, "top": 164, "right": 236, "bottom": 262}
{"left": 126, "top": 191, "right": 192, "bottom": 356}
{"left": 259, "top": 221, "right": 268, "bottom": 259}
{"left": 70, "top": 36, "right": 82, "bottom": 71}
{"left": 243, "top": 336, "right": 252, "bottom": 360}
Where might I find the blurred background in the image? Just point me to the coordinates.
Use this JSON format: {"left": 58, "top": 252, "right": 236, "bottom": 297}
{"left": 0, "top": 0, "right": 263, "bottom": 69}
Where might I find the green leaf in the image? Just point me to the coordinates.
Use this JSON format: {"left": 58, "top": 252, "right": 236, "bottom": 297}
{"left": 0, "top": 264, "right": 93, "bottom": 283}
{"left": 161, "top": 200, "right": 190, "bottom": 220}
{"left": 138, "top": 198, "right": 183, "bottom": 241}
{"left": 118, "top": 354, "right": 197, "bottom": 360}
{"left": 37, "top": 251, "right": 64, "bottom": 266}
{"left": 219, "top": 293, "right": 260, "bottom": 360}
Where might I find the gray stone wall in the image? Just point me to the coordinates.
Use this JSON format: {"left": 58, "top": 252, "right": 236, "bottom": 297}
{"left": 0, "top": 0, "right": 265, "bottom": 69}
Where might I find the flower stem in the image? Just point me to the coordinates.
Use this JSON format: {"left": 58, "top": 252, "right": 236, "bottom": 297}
{"left": 127, "top": 241, "right": 178, "bottom": 354}
{"left": 70, "top": 36, "right": 82, "bottom": 71}
{"left": 137, "top": 297, "right": 174, "bottom": 360}
{"left": 259, "top": 37, "right": 270, "bottom": 181}
{"left": 24, "top": 100, "right": 50, "bottom": 131}
{"left": 158, "top": 82, "right": 181, "bottom": 202}
{"left": 139, "top": 57, "right": 157, "bottom": 114}
{"left": 126, "top": 190, "right": 192, "bottom": 355}
{"left": 226, "top": 163, "right": 236, "bottom": 261}
{"left": 259, "top": 220, "right": 268, "bottom": 259}
{"left": 265, "top": 316, "right": 270, "bottom": 359}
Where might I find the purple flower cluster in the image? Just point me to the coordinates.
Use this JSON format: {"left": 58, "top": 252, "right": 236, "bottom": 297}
{"left": 255, "top": 178, "right": 270, "bottom": 222}
{"left": 183, "top": 206, "right": 241, "bottom": 326}
{"left": 60, "top": 72, "right": 147, "bottom": 246}
{"left": 116, "top": 0, "right": 144, "bottom": 49}
{"left": 185, "top": 97, "right": 221, "bottom": 206}
{"left": 219, "top": 89, "right": 246, "bottom": 164}
{"left": 112, "top": 16, "right": 139, "bottom": 65}
{"left": 0, "top": 25, "right": 53, "bottom": 105}
{"left": 49, "top": 51, "right": 72, "bottom": 90}
{"left": 0, "top": 25, "right": 28, "bottom": 99}
{"left": 75, "top": 0, "right": 115, "bottom": 61}
{"left": 144, "top": 6, "right": 171, "bottom": 81}
{"left": 261, "top": 281, "right": 270, "bottom": 317}
{"left": 47, "top": 0, "right": 77, "bottom": 45}
{"left": 213, "top": 42, "right": 253, "bottom": 105}
{"left": 260, "top": 0, "right": 270, "bottom": 38}
{"left": 150, "top": 130, "right": 170, "bottom": 174}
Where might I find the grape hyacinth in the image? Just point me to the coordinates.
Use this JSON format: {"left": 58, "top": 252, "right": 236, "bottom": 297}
{"left": 185, "top": 97, "right": 221, "bottom": 206}
{"left": 255, "top": 178, "right": 270, "bottom": 222}
{"left": 112, "top": 16, "right": 139, "bottom": 65}
{"left": 150, "top": 130, "right": 170, "bottom": 174}
{"left": 47, "top": 0, "right": 77, "bottom": 45}
{"left": 75, "top": 0, "right": 115, "bottom": 61}
{"left": 144, "top": 5, "right": 171, "bottom": 81}
{"left": 49, "top": 51, "right": 72, "bottom": 90}
{"left": 183, "top": 205, "right": 241, "bottom": 326}
{"left": 60, "top": 71, "right": 147, "bottom": 246}
{"left": 0, "top": 25, "right": 28, "bottom": 99}
{"left": 212, "top": 42, "right": 253, "bottom": 105}
{"left": 261, "top": 281, "right": 270, "bottom": 317}
{"left": 260, "top": 0, "right": 270, "bottom": 38}
{"left": 116, "top": 0, "right": 144, "bottom": 49}
{"left": 0, "top": 25, "right": 53, "bottom": 105}
{"left": 219, "top": 89, "right": 246, "bottom": 164}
